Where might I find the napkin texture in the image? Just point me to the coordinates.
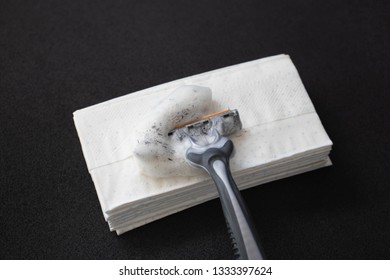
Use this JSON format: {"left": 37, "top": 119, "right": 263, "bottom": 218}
{"left": 73, "top": 54, "right": 332, "bottom": 233}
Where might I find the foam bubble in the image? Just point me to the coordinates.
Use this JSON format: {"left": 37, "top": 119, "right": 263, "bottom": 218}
{"left": 133, "top": 85, "right": 212, "bottom": 177}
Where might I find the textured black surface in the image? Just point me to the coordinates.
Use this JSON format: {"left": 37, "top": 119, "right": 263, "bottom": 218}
{"left": 1, "top": 0, "right": 390, "bottom": 259}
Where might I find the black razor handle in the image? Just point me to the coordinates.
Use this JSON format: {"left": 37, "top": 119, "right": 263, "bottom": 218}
{"left": 186, "top": 138, "right": 265, "bottom": 260}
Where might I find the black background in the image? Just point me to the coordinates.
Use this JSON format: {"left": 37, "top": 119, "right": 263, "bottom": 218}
{"left": 1, "top": 0, "right": 390, "bottom": 259}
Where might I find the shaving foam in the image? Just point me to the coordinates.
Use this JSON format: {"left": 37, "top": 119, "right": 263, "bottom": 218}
{"left": 133, "top": 85, "right": 214, "bottom": 177}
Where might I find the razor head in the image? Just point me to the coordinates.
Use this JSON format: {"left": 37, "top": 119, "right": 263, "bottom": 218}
{"left": 168, "top": 109, "right": 242, "bottom": 140}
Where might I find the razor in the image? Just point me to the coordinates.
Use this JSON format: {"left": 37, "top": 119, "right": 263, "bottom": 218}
{"left": 170, "top": 109, "right": 265, "bottom": 260}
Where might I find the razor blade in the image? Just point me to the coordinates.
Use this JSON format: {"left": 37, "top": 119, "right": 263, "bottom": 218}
{"left": 168, "top": 109, "right": 242, "bottom": 140}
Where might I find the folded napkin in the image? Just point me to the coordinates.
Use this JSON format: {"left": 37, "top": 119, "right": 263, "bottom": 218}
{"left": 74, "top": 54, "right": 332, "bottom": 234}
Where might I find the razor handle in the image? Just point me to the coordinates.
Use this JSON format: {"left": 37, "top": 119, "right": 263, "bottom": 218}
{"left": 186, "top": 138, "right": 265, "bottom": 260}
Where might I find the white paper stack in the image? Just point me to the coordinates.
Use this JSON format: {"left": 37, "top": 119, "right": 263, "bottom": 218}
{"left": 73, "top": 54, "right": 332, "bottom": 235}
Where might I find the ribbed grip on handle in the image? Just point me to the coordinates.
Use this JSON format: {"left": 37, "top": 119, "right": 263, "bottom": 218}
{"left": 226, "top": 219, "right": 241, "bottom": 259}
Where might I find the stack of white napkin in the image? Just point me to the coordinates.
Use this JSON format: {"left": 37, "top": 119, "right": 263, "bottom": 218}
{"left": 74, "top": 54, "right": 332, "bottom": 235}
